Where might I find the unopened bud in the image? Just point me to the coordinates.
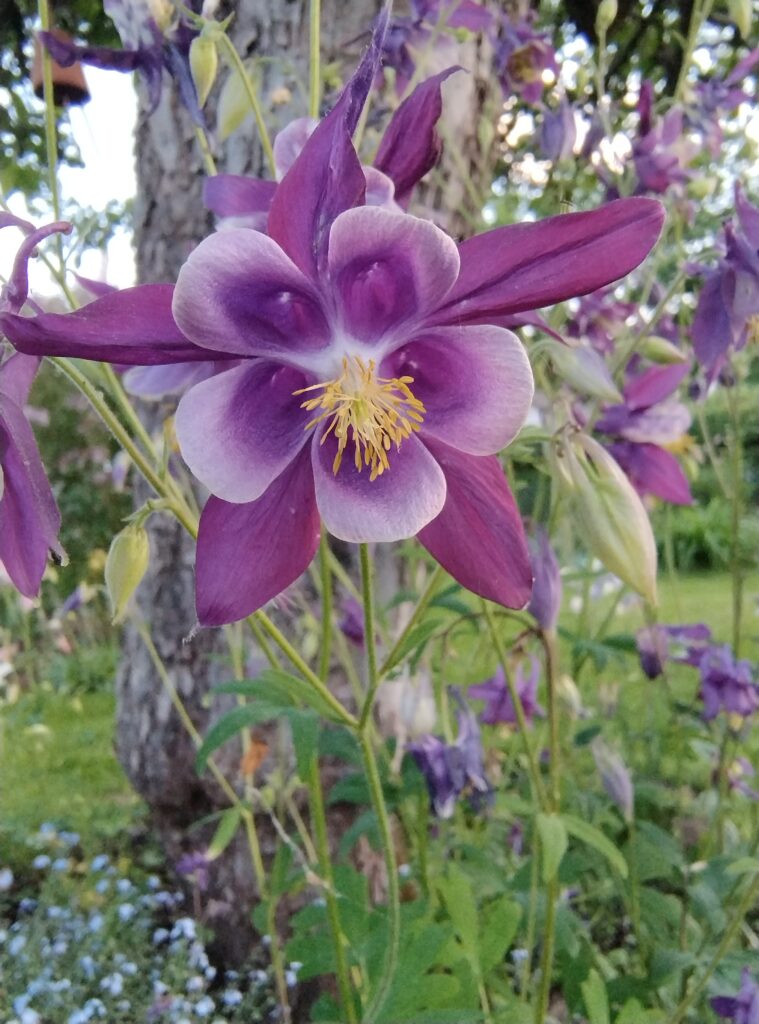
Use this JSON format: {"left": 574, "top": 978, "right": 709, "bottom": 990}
{"left": 544, "top": 340, "right": 622, "bottom": 403}
{"left": 190, "top": 34, "right": 218, "bottom": 108}
{"left": 105, "top": 524, "right": 150, "bottom": 623}
{"left": 728, "top": 0, "right": 752, "bottom": 37}
{"left": 552, "top": 434, "right": 658, "bottom": 606}
{"left": 592, "top": 738, "right": 633, "bottom": 821}
{"left": 595, "top": 0, "right": 618, "bottom": 34}
{"left": 639, "top": 335, "right": 688, "bottom": 364}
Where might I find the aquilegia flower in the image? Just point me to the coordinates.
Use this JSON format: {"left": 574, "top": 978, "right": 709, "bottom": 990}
{"left": 0, "top": 217, "right": 65, "bottom": 597}
{"left": 711, "top": 969, "right": 759, "bottom": 1024}
{"left": 635, "top": 622, "right": 711, "bottom": 679}
{"left": 699, "top": 646, "right": 759, "bottom": 721}
{"left": 1, "top": 30, "right": 663, "bottom": 627}
{"left": 469, "top": 657, "right": 544, "bottom": 727}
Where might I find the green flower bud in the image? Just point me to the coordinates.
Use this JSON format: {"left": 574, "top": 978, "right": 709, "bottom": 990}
{"left": 105, "top": 524, "right": 150, "bottom": 623}
{"left": 544, "top": 340, "right": 623, "bottom": 402}
{"left": 553, "top": 434, "right": 658, "bottom": 606}
{"left": 595, "top": 0, "right": 618, "bottom": 34}
{"left": 190, "top": 34, "right": 219, "bottom": 109}
{"left": 728, "top": 0, "right": 752, "bottom": 37}
{"left": 639, "top": 335, "right": 688, "bottom": 364}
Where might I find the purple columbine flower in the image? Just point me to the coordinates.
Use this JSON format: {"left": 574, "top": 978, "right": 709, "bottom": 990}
{"left": 635, "top": 622, "right": 711, "bottom": 680}
{"left": 1, "top": 28, "right": 664, "bottom": 627}
{"left": 494, "top": 14, "right": 558, "bottom": 104}
{"left": 596, "top": 361, "right": 693, "bottom": 505}
{"left": 591, "top": 738, "right": 633, "bottom": 822}
{"left": 40, "top": 0, "right": 204, "bottom": 123}
{"left": 176, "top": 850, "right": 211, "bottom": 892}
{"left": 469, "top": 658, "right": 544, "bottom": 727}
{"left": 699, "top": 646, "right": 759, "bottom": 721}
{"left": 0, "top": 216, "right": 65, "bottom": 597}
{"left": 688, "top": 48, "right": 759, "bottom": 156}
{"left": 566, "top": 285, "right": 637, "bottom": 356}
{"left": 692, "top": 183, "right": 759, "bottom": 378}
{"left": 540, "top": 99, "right": 576, "bottom": 163}
{"left": 631, "top": 81, "right": 696, "bottom": 195}
{"left": 527, "top": 527, "right": 561, "bottom": 632}
{"left": 711, "top": 969, "right": 759, "bottom": 1024}
{"left": 409, "top": 688, "right": 490, "bottom": 818}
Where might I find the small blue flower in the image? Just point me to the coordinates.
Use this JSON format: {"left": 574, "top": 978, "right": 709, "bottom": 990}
{"left": 32, "top": 855, "right": 51, "bottom": 870}
{"left": 117, "top": 903, "right": 136, "bottom": 922}
{"left": 90, "top": 854, "right": 109, "bottom": 872}
{"left": 194, "top": 995, "right": 215, "bottom": 1017}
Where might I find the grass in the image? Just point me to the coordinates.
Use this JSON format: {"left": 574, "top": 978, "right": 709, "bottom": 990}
{"left": 0, "top": 687, "right": 142, "bottom": 865}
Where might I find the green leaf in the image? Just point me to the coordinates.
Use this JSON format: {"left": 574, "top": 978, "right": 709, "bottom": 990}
{"left": 384, "top": 618, "right": 443, "bottom": 674}
{"left": 206, "top": 806, "right": 241, "bottom": 860}
{"left": 537, "top": 813, "right": 568, "bottom": 883}
{"left": 213, "top": 669, "right": 342, "bottom": 721}
{"left": 288, "top": 710, "right": 320, "bottom": 780}
{"left": 616, "top": 999, "right": 666, "bottom": 1023}
{"left": 437, "top": 865, "right": 481, "bottom": 969}
{"left": 561, "top": 814, "right": 629, "bottom": 879}
{"left": 581, "top": 969, "right": 610, "bottom": 1024}
{"left": 195, "top": 702, "right": 283, "bottom": 773}
{"left": 479, "top": 896, "right": 522, "bottom": 975}
{"left": 725, "top": 857, "right": 759, "bottom": 876}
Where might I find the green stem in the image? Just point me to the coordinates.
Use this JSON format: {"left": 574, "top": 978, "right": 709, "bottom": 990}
{"left": 193, "top": 124, "right": 218, "bottom": 175}
{"left": 308, "top": 0, "right": 321, "bottom": 119}
{"left": 481, "top": 600, "right": 548, "bottom": 811}
{"left": 37, "top": 0, "right": 61, "bottom": 223}
{"left": 674, "top": 0, "right": 714, "bottom": 102}
{"left": 359, "top": 731, "right": 400, "bottom": 1024}
{"left": 726, "top": 381, "right": 744, "bottom": 655}
{"left": 378, "top": 564, "right": 444, "bottom": 679}
{"left": 520, "top": 843, "right": 540, "bottom": 1001}
{"left": 218, "top": 33, "right": 276, "bottom": 176}
{"left": 666, "top": 872, "right": 759, "bottom": 1024}
{"left": 100, "top": 364, "right": 160, "bottom": 459}
{"left": 534, "top": 875, "right": 558, "bottom": 1024}
{"left": 308, "top": 751, "right": 358, "bottom": 1024}
{"left": 358, "top": 543, "right": 380, "bottom": 731}
{"left": 318, "top": 528, "right": 333, "bottom": 682}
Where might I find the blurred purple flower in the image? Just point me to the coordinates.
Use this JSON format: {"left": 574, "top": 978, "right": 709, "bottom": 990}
{"left": 635, "top": 622, "right": 711, "bottom": 680}
{"left": 728, "top": 757, "right": 759, "bottom": 802}
{"left": 176, "top": 850, "right": 210, "bottom": 892}
{"left": 494, "top": 16, "right": 558, "bottom": 104}
{"left": 566, "top": 286, "right": 637, "bottom": 356}
{"left": 527, "top": 527, "right": 561, "bottom": 632}
{"left": 591, "top": 737, "right": 633, "bottom": 821}
{"left": 540, "top": 99, "right": 576, "bottom": 162}
{"left": 469, "top": 657, "right": 544, "bottom": 727}
{"left": 40, "top": 0, "right": 204, "bottom": 123}
{"left": 692, "top": 183, "right": 759, "bottom": 378}
{"left": 711, "top": 969, "right": 759, "bottom": 1024}
{"left": 338, "top": 596, "right": 365, "bottom": 647}
{"left": 689, "top": 48, "right": 759, "bottom": 155}
{"left": 699, "top": 645, "right": 759, "bottom": 721}
{"left": 597, "top": 362, "right": 693, "bottom": 505}
{"left": 632, "top": 82, "right": 695, "bottom": 195}
{"left": 409, "top": 688, "right": 490, "bottom": 818}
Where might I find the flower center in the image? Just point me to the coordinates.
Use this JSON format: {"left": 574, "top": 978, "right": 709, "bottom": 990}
{"left": 294, "top": 355, "right": 425, "bottom": 480}
{"left": 747, "top": 313, "right": 759, "bottom": 345}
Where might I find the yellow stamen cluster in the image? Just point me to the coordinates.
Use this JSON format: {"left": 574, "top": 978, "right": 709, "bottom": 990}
{"left": 295, "top": 355, "right": 425, "bottom": 480}
{"left": 747, "top": 314, "right": 759, "bottom": 345}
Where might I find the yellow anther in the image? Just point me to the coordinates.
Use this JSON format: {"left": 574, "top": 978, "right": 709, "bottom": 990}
{"left": 294, "top": 355, "right": 425, "bottom": 480}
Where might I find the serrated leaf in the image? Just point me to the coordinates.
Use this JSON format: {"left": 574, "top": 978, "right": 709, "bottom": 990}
{"left": 207, "top": 806, "right": 242, "bottom": 860}
{"left": 195, "top": 702, "right": 282, "bottom": 773}
{"left": 537, "top": 813, "right": 568, "bottom": 883}
{"left": 561, "top": 813, "right": 629, "bottom": 879}
{"left": 437, "top": 865, "right": 480, "bottom": 968}
{"left": 213, "top": 669, "right": 343, "bottom": 721}
{"left": 581, "top": 969, "right": 610, "bottom": 1024}
{"left": 480, "top": 896, "right": 522, "bottom": 975}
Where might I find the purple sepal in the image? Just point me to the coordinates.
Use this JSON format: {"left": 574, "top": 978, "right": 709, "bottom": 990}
{"left": 374, "top": 68, "right": 461, "bottom": 206}
{"left": 623, "top": 362, "right": 690, "bottom": 409}
{"left": 699, "top": 646, "right": 759, "bottom": 721}
{"left": 469, "top": 658, "right": 544, "bottom": 726}
{"left": 1, "top": 221, "right": 72, "bottom": 315}
{"left": 607, "top": 442, "right": 692, "bottom": 505}
{"left": 203, "top": 175, "right": 277, "bottom": 231}
{"left": 710, "top": 969, "right": 759, "bottom": 1023}
{"left": 527, "top": 527, "right": 562, "bottom": 630}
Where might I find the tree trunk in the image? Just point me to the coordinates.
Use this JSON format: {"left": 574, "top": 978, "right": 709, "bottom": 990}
{"left": 115, "top": 0, "right": 499, "bottom": 983}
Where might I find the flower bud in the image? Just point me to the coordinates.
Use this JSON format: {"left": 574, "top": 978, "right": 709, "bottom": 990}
{"left": 105, "top": 524, "right": 150, "bottom": 623}
{"left": 190, "top": 34, "right": 218, "bottom": 108}
{"left": 595, "top": 0, "right": 618, "bottom": 34}
{"left": 592, "top": 738, "right": 633, "bottom": 821}
{"left": 639, "top": 335, "right": 688, "bottom": 365}
{"left": 544, "top": 340, "right": 622, "bottom": 402}
{"left": 728, "top": 0, "right": 752, "bottom": 37}
{"left": 552, "top": 434, "right": 658, "bottom": 606}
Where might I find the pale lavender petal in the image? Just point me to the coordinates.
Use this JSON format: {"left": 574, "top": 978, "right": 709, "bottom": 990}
{"left": 195, "top": 451, "right": 319, "bottom": 626}
{"left": 172, "top": 229, "right": 331, "bottom": 360}
{"left": 328, "top": 207, "right": 459, "bottom": 343}
{"left": 386, "top": 325, "right": 533, "bottom": 455}
{"left": 435, "top": 198, "right": 665, "bottom": 324}
{"left": 312, "top": 431, "right": 446, "bottom": 542}
{"left": 1, "top": 284, "right": 224, "bottom": 365}
{"left": 0, "top": 397, "right": 61, "bottom": 597}
{"left": 175, "top": 361, "right": 310, "bottom": 503}
{"left": 122, "top": 361, "right": 220, "bottom": 398}
{"left": 374, "top": 68, "right": 459, "bottom": 205}
{"left": 417, "top": 439, "right": 532, "bottom": 608}
{"left": 736, "top": 182, "right": 759, "bottom": 248}
{"left": 273, "top": 117, "right": 318, "bottom": 179}
{"left": 73, "top": 273, "right": 117, "bottom": 298}
{"left": 363, "top": 167, "right": 401, "bottom": 211}
{"left": 0, "top": 353, "right": 40, "bottom": 405}
{"left": 267, "top": 13, "right": 388, "bottom": 277}
{"left": 203, "top": 175, "right": 277, "bottom": 231}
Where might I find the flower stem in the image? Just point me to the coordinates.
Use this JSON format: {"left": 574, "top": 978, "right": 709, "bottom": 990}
{"left": 308, "top": 0, "right": 321, "bottom": 119}
{"left": 666, "top": 871, "right": 759, "bottom": 1024}
{"left": 217, "top": 32, "right": 276, "bottom": 176}
{"left": 358, "top": 543, "right": 380, "bottom": 731}
{"left": 726, "top": 380, "right": 744, "bottom": 656}
{"left": 534, "top": 875, "right": 559, "bottom": 1024}
{"left": 378, "top": 564, "right": 444, "bottom": 679}
{"left": 674, "top": 0, "right": 714, "bottom": 102}
{"left": 359, "top": 730, "right": 400, "bottom": 1024}
{"left": 318, "top": 528, "right": 333, "bottom": 682}
{"left": 37, "top": 0, "right": 61, "bottom": 223}
{"left": 193, "top": 124, "right": 218, "bottom": 176}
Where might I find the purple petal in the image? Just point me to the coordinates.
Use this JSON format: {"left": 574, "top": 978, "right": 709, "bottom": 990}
{"left": 267, "top": 14, "right": 388, "bottom": 277}
{"left": 203, "top": 175, "right": 276, "bottom": 231}
{"left": 312, "top": 431, "right": 446, "bottom": 543}
{"left": 0, "top": 396, "right": 61, "bottom": 597}
{"left": 172, "top": 229, "right": 330, "bottom": 360}
{"left": 434, "top": 198, "right": 665, "bottom": 324}
{"left": 175, "top": 361, "right": 309, "bottom": 503}
{"left": 327, "top": 208, "right": 459, "bottom": 343}
{"left": 0, "top": 212, "right": 35, "bottom": 233}
{"left": 387, "top": 324, "right": 533, "bottom": 455}
{"left": 122, "top": 361, "right": 221, "bottom": 398}
{"left": 40, "top": 30, "right": 154, "bottom": 73}
{"left": 417, "top": 439, "right": 532, "bottom": 608}
{"left": 1, "top": 285, "right": 224, "bottom": 365}
{"left": 273, "top": 117, "right": 318, "bottom": 179}
{"left": 73, "top": 273, "right": 117, "bottom": 298}
{"left": 0, "top": 353, "right": 40, "bottom": 405}
{"left": 692, "top": 268, "right": 733, "bottom": 372}
{"left": 363, "top": 167, "right": 401, "bottom": 211}
{"left": 374, "top": 68, "right": 459, "bottom": 206}
{"left": 2, "top": 221, "right": 72, "bottom": 315}
{"left": 623, "top": 362, "right": 690, "bottom": 409}
{"left": 736, "top": 183, "right": 759, "bottom": 249}
{"left": 195, "top": 449, "right": 319, "bottom": 626}
{"left": 609, "top": 442, "right": 692, "bottom": 505}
